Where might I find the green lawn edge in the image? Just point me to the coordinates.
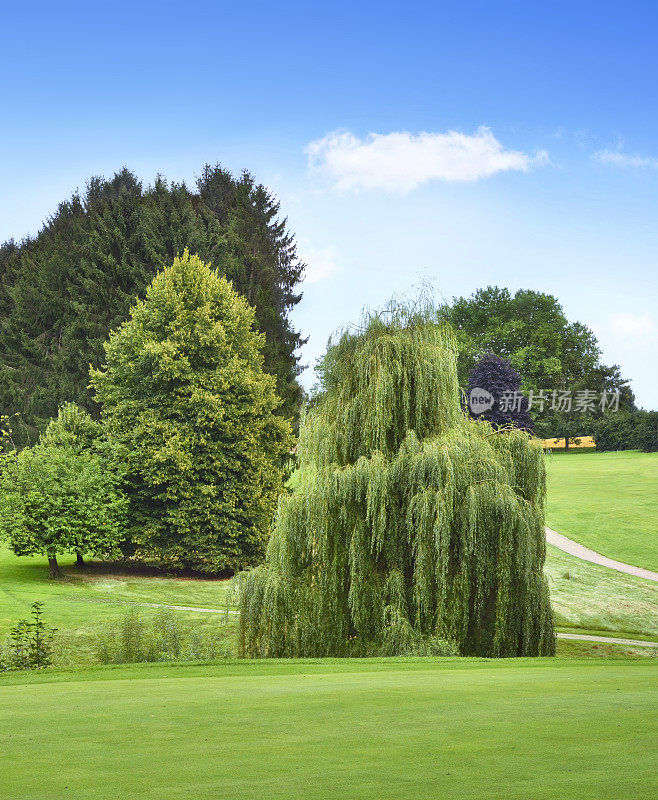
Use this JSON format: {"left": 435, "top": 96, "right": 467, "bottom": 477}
{"left": 2, "top": 655, "right": 656, "bottom": 688}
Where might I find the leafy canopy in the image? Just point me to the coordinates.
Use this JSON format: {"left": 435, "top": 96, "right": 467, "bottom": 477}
{"left": 467, "top": 353, "right": 533, "bottom": 431}
{"left": 0, "top": 442, "right": 127, "bottom": 575}
{"left": 91, "top": 250, "right": 292, "bottom": 573}
{"left": 438, "top": 286, "right": 635, "bottom": 438}
{"left": 238, "top": 305, "right": 555, "bottom": 658}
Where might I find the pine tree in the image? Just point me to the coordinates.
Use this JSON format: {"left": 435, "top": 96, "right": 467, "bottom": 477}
{"left": 91, "top": 251, "right": 292, "bottom": 572}
{"left": 237, "top": 306, "right": 555, "bottom": 658}
{"left": 0, "top": 167, "right": 305, "bottom": 444}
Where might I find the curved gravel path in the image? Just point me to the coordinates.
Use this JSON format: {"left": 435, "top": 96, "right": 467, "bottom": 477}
{"left": 545, "top": 527, "right": 658, "bottom": 582}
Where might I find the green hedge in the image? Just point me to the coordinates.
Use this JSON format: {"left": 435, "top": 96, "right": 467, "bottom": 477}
{"left": 592, "top": 411, "right": 658, "bottom": 452}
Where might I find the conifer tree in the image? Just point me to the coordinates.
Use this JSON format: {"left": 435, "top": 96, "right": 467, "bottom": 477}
{"left": 91, "top": 251, "right": 292, "bottom": 572}
{"left": 0, "top": 167, "right": 305, "bottom": 444}
{"left": 237, "top": 307, "right": 555, "bottom": 658}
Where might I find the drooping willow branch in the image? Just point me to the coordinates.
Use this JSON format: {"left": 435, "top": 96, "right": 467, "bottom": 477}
{"left": 237, "top": 305, "right": 555, "bottom": 658}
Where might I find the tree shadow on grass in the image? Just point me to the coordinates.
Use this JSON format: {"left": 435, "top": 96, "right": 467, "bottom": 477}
{"left": 71, "top": 559, "right": 234, "bottom": 582}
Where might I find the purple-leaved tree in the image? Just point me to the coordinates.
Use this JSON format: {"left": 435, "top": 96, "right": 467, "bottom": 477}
{"left": 467, "top": 353, "right": 534, "bottom": 431}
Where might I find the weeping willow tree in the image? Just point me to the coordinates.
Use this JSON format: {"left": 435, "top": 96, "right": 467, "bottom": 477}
{"left": 237, "top": 306, "right": 555, "bottom": 658}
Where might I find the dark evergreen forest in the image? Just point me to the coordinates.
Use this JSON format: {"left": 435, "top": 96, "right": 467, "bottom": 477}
{"left": 0, "top": 166, "right": 306, "bottom": 444}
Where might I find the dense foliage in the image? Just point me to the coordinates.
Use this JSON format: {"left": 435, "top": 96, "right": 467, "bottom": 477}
{"left": 592, "top": 410, "right": 658, "bottom": 452}
{"left": 40, "top": 401, "right": 103, "bottom": 452}
{"left": 466, "top": 353, "right": 533, "bottom": 430}
{"left": 0, "top": 440, "right": 126, "bottom": 577}
{"left": 0, "top": 166, "right": 305, "bottom": 445}
{"left": 237, "top": 308, "right": 555, "bottom": 658}
{"left": 91, "top": 251, "right": 292, "bottom": 573}
{"left": 438, "top": 286, "right": 634, "bottom": 438}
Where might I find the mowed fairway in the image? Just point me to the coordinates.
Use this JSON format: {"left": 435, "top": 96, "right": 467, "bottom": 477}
{"left": 545, "top": 450, "right": 658, "bottom": 572}
{"left": 1, "top": 659, "right": 656, "bottom": 800}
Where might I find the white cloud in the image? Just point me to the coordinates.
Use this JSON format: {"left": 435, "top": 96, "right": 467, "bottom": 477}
{"left": 300, "top": 246, "right": 339, "bottom": 283}
{"left": 609, "top": 312, "right": 656, "bottom": 342}
{"left": 305, "top": 127, "right": 548, "bottom": 192}
{"left": 593, "top": 149, "right": 658, "bottom": 169}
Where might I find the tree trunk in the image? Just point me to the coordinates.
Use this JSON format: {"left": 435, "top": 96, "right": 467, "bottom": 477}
{"left": 564, "top": 437, "right": 570, "bottom": 451}
{"left": 76, "top": 552, "right": 84, "bottom": 567}
{"left": 48, "top": 554, "right": 63, "bottom": 579}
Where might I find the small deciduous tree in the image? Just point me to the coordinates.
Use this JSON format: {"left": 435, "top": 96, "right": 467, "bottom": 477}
{"left": 0, "top": 443, "right": 126, "bottom": 577}
{"left": 91, "top": 250, "right": 292, "bottom": 572}
{"left": 40, "top": 403, "right": 125, "bottom": 564}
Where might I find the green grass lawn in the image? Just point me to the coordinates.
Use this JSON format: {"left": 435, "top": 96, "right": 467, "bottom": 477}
{"left": 1, "top": 536, "right": 656, "bottom": 666}
{"left": 545, "top": 545, "right": 658, "bottom": 640}
{"left": 1, "top": 658, "right": 656, "bottom": 800}
{"left": 545, "top": 450, "right": 658, "bottom": 571}
{"left": 0, "top": 547, "right": 233, "bottom": 663}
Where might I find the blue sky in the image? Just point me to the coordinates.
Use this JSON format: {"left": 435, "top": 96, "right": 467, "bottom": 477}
{"left": 2, "top": 1, "right": 657, "bottom": 407}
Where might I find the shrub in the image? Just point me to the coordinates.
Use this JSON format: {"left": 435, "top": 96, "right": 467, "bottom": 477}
{"left": 0, "top": 602, "right": 57, "bottom": 671}
{"left": 94, "top": 608, "right": 234, "bottom": 664}
{"left": 636, "top": 411, "right": 658, "bottom": 452}
{"left": 592, "top": 411, "right": 658, "bottom": 453}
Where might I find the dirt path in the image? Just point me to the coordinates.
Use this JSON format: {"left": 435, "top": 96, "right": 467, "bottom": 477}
{"left": 545, "top": 527, "right": 658, "bottom": 582}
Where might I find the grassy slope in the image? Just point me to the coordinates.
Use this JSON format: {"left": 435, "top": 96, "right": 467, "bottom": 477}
{"left": 1, "top": 659, "right": 656, "bottom": 800}
{"left": 1, "top": 546, "right": 656, "bottom": 662}
{"left": 545, "top": 545, "right": 658, "bottom": 639}
{"left": 545, "top": 450, "right": 658, "bottom": 572}
{"left": 0, "top": 547, "right": 232, "bottom": 643}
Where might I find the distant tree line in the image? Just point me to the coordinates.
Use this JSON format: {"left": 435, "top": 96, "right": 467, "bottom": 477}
{"left": 438, "top": 286, "right": 638, "bottom": 441}
{"left": 0, "top": 166, "right": 306, "bottom": 446}
{"left": 592, "top": 410, "right": 658, "bottom": 452}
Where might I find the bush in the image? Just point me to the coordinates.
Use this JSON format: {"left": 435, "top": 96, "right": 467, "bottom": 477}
{"left": 94, "top": 608, "right": 234, "bottom": 664}
{"left": 0, "top": 602, "right": 57, "bottom": 671}
{"left": 636, "top": 411, "right": 658, "bottom": 452}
